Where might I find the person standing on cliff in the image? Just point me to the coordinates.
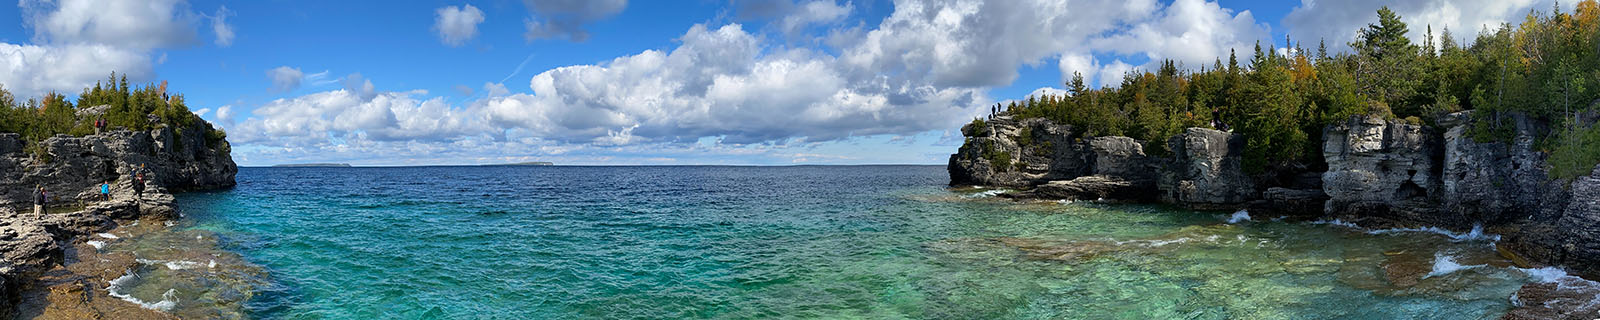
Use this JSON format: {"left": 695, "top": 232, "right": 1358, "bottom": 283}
{"left": 132, "top": 173, "right": 145, "bottom": 202}
{"left": 100, "top": 180, "right": 112, "bottom": 201}
{"left": 33, "top": 186, "right": 45, "bottom": 215}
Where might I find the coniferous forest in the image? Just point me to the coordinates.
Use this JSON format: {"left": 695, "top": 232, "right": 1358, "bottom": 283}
{"left": 985, "top": 4, "right": 1600, "bottom": 179}
{"left": 0, "top": 73, "right": 227, "bottom": 157}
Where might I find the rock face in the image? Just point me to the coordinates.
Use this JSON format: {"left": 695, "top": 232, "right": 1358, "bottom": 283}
{"left": 1552, "top": 165, "right": 1600, "bottom": 277}
{"left": 950, "top": 118, "right": 1254, "bottom": 204}
{"left": 949, "top": 117, "right": 1089, "bottom": 187}
{"left": 949, "top": 117, "right": 1157, "bottom": 190}
{"left": 0, "top": 119, "right": 234, "bottom": 207}
{"left": 1441, "top": 112, "right": 1568, "bottom": 225}
{"left": 1321, "top": 116, "right": 1446, "bottom": 225}
{"left": 1159, "top": 128, "right": 1257, "bottom": 209}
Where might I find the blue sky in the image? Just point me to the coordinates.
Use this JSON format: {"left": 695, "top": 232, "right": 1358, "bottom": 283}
{"left": 0, "top": 0, "right": 1569, "bottom": 166}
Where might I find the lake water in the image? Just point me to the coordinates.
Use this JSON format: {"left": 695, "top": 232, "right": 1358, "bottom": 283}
{"left": 96, "top": 166, "right": 1587, "bottom": 319}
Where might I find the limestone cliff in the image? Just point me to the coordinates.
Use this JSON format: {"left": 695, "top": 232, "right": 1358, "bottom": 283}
{"left": 949, "top": 117, "right": 1263, "bottom": 208}
{"left": 1320, "top": 116, "right": 1445, "bottom": 225}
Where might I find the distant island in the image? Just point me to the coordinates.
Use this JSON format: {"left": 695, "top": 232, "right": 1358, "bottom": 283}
{"left": 273, "top": 163, "right": 353, "bottom": 168}
{"left": 483, "top": 161, "right": 554, "bottom": 166}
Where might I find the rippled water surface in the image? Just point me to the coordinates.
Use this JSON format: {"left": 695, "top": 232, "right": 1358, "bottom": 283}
{"left": 138, "top": 166, "right": 1574, "bottom": 319}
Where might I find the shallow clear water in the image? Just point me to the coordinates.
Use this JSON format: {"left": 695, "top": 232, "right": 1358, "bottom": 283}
{"left": 113, "top": 166, "right": 1567, "bottom": 318}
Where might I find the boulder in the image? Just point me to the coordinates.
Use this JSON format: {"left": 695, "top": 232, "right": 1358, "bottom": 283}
{"left": 1159, "top": 128, "right": 1255, "bottom": 208}
{"left": 1032, "top": 176, "right": 1156, "bottom": 201}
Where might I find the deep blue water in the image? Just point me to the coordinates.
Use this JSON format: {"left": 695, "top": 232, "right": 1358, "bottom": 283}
{"left": 110, "top": 166, "right": 1571, "bottom": 319}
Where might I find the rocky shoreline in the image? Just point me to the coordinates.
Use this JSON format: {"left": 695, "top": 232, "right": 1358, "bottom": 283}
{"left": 950, "top": 112, "right": 1600, "bottom": 316}
{"left": 0, "top": 117, "right": 236, "bottom": 318}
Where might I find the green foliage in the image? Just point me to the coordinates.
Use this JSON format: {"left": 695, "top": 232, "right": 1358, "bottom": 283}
{"left": 994, "top": 2, "right": 1600, "bottom": 176}
{"left": 980, "top": 141, "right": 1012, "bottom": 172}
{"left": 1550, "top": 124, "right": 1600, "bottom": 179}
{"left": 967, "top": 118, "right": 989, "bottom": 136}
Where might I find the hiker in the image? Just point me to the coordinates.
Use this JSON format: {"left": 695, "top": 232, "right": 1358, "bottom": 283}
{"left": 33, "top": 186, "right": 45, "bottom": 215}
{"left": 101, "top": 180, "right": 112, "bottom": 201}
{"left": 133, "top": 173, "right": 145, "bottom": 200}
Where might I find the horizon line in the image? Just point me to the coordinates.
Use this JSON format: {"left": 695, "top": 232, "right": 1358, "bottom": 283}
{"left": 242, "top": 163, "right": 946, "bottom": 168}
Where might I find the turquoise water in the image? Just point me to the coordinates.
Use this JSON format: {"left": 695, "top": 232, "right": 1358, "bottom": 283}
{"left": 109, "top": 166, "right": 1567, "bottom": 318}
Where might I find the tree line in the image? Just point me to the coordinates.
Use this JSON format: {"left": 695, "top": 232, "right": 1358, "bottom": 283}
{"left": 988, "top": 3, "right": 1600, "bottom": 179}
{"left": 0, "top": 73, "right": 227, "bottom": 157}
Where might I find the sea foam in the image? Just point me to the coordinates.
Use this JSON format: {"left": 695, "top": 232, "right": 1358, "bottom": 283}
{"left": 1226, "top": 210, "right": 1251, "bottom": 224}
{"left": 1423, "top": 253, "right": 1485, "bottom": 279}
{"left": 106, "top": 270, "right": 179, "bottom": 311}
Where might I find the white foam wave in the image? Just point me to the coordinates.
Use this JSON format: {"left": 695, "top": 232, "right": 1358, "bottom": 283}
{"left": 208, "top": 260, "right": 216, "bottom": 269}
{"left": 136, "top": 258, "right": 204, "bottom": 270}
{"left": 1424, "top": 254, "right": 1486, "bottom": 279}
{"left": 86, "top": 240, "right": 106, "bottom": 250}
{"left": 1367, "top": 224, "right": 1501, "bottom": 242}
{"left": 1117, "top": 235, "right": 1226, "bottom": 248}
{"left": 963, "top": 189, "right": 1009, "bottom": 198}
{"left": 1226, "top": 210, "right": 1251, "bottom": 224}
{"left": 1056, "top": 199, "right": 1074, "bottom": 205}
{"left": 96, "top": 233, "right": 119, "bottom": 239}
{"left": 106, "top": 270, "right": 179, "bottom": 312}
{"left": 1309, "top": 219, "right": 1360, "bottom": 228}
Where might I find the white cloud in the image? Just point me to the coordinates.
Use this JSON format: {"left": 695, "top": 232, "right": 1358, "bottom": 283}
{"left": 838, "top": 0, "right": 1159, "bottom": 88}
{"left": 1088, "top": 0, "right": 1268, "bottom": 71}
{"left": 2, "top": 0, "right": 217, "bottom": 99}
{"left": 20, "top": 0, "right": 200, "bottom": 50}
{"left": 483, "top": 82, "right": 510, "bottom": 97}
{"left": 1284, "top": 0, "right": 1563, "bottom": 51}
{"left": 234, "top": 89, "right": 488, "bottom": 145}
{"left": 739, "top": 0, "right": 854, "bottom": 37}
{"left": 231, "top": 0, "right": 1294, "bottom": 163}
{"left": 341, "top": 73, "right": 377, "bottom": 100}
{"left": 211, "top": 5, "right": 234, "bottom": 47}
{"left": 216, "top": 105, "right": 234, "bottom": 124}
{"left": 0, "top": 43, "right": 150, "bottom": 98}
{"left": 434, "top": 4, "right": 485, "bottom": 47}
{"left": 523, "top": 0, "right": 628, "bottom": 41}
{"left": 267, "top": 66, "right": 304, "bottom": 92}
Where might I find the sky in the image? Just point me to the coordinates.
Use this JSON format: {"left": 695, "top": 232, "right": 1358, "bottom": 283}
{"left": 0, "top": 0, "right": 1576, "bottom": 166}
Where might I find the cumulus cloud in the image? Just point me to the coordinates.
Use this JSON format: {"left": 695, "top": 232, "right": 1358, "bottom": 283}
{"left": 3, "top": 0, "right": 221, "bottom": 99}
{"left": 0, "top": 43, "right": 150, "bottom": 98}
{"left": 267, "top": 66, "right": 304, "bottom": 92}
{"left": 234, "top": 89, "right": 487, "bottom": 145}
{"left": 1088, "top": 0, "right": 1267, "bottom": 71}
{"left": 838, "top": 0, "right": 1160, "bottom": 88}
{"left": 523, "top": 0, "right": 628, "bottom": 42}
{"left": 216, "top": 105, "right": 234, "bottom": 125}
{"left": 211, "top": 5, "right": 234, "bottom": 47}
{"left": 733, "top": 0, "right": 853, "bottom": 36}
{"left": 341, "top": 73, "right": 377, "bottom": 100}
{"left": 483, "top": 82, "right": 510, "bottom": 97}
{"left": 434, "top": 4, "right": 485, "bottom": 47}
{"left": 20, "top": 0, "right": 200, "bottom": 50}
{"left": 1284, "top": 0, "right": 1563, "bottom": 51}
{"left": 232, "top": 0, "right": 1292, "bottom": 162}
